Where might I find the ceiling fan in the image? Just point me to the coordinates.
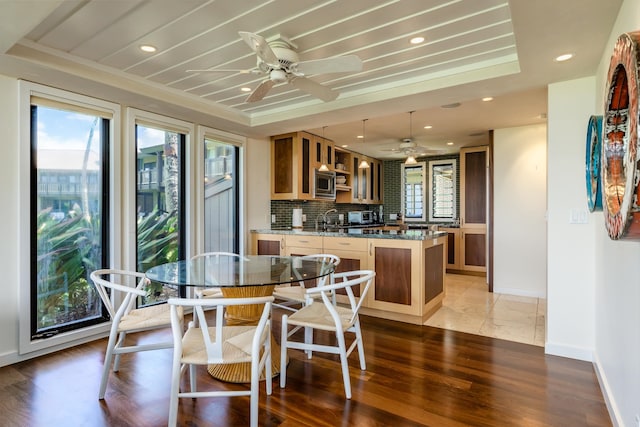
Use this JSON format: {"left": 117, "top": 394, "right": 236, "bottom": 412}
{"left": 383, "top": 111, "right": 442, "bottom": 157}
{"left": 188, "top": 31, "right": 362, "bottom": 103}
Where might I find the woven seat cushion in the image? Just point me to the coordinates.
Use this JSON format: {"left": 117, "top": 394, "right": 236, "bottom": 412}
{"left": 286, "top": 302, "right": 354, "bottom": 332}
{"left": 118, "top": 303, "right": 181, "bottom": 332}
{"left": 180, "top": 325, "right": 257, "bottom": 365}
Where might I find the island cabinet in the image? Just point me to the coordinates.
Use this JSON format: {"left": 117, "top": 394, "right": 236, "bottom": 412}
{"left": 460, "top": 145, "right": 488, "bottom": 273}
{"left": 250, "top": 230, "right": 446, "bottom": 325}
{"left": 363, "top": 235, "right": 446, "bottom": 324}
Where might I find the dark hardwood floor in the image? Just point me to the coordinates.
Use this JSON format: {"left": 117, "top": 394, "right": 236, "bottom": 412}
{"left": 0, "top": 310, "right": 611, "bottom": 426}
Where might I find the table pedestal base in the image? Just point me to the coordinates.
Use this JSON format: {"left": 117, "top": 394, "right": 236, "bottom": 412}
{"left": 207, "top": 285, "right": 281, "bottom": 383}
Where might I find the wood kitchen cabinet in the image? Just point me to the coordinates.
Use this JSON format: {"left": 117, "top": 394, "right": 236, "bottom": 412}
{"left": 251, "top": 233, "right": 284, "bottom": 255}
{"left": 283, "top": 235, "right": 323, "bottom": 257}
{"left": 323, "top": 236, "right": 369, "bottom": 299}
{"left": 459, "top": 146, "right": 488, "bottom": 273}
{"left": 311, "top": 134, "right": 334, "bottom": 171}
{"left": 441, "top": 227, "right": 461, "bottom": 270}
{"left": 337, "top": 153, "right": 383, "bottom": 204}
{"left": 271, "top": 132, "right": 313, "bottom": 200}
{"left": 364, "top": 236, "right": 445, "bottom": 323}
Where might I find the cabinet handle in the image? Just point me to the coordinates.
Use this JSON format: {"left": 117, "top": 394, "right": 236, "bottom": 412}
{"left": 298, "top": 240, "right": 309, "bottom": 244}
{"left": 369, "top": 242, "right": 372, "bottom": 256}
{"left": 280, "top": 238, "right": 285, "bottom": 249}
{"left": 461, "top": 218, "right": 464, "bottom": 227}
{"left": 338, "top": 242, "right": 350, "bottom": 246}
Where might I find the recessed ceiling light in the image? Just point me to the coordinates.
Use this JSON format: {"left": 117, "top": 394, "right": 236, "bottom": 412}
{"left": 555, "top": 53, "right": 573, "bottom": 62}
{"left": 441, "top": 102, "right": 461, "bottom": 109}
{"left": 240, "top": 87, "right": 251, "bottom": 92}
{"left": 341, "top": 144, "right": 348, "bottom": 148}
{"left": 424, "top": 125, "right": 433, "bottom": 129}
{"left": 410, "top": 36, "right": 425, "bottom": 44}
{"left": 482, "top": 97, "right": 493, "bottom": 102}
{"left": 140, "top": 44, "right": 157, "bottom": 53}
{"left": 446, "top": 141, "right": 454, "bottom": 146}
{"left": 357, "top": 135, "right": 363, "bottom": 139}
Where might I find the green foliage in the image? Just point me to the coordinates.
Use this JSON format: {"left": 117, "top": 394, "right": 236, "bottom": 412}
{"left": 37, "top": 205, "right": 101, "bottom": 328}
{"left": 137, "top": 209, "right": 179, "bottom": 301}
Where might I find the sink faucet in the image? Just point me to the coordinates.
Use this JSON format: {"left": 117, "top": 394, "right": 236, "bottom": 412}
{"left": 316, "top": 208, "right": 337, "bottom": 230}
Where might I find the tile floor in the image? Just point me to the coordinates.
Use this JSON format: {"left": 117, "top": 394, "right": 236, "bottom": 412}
{"left": 425, "top": 273, "right": 546, "bottom": 346}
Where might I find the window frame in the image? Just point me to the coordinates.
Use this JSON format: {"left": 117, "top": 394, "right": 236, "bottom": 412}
{"left": 428, "top": 158, "right": 457, "bottom": 223}
{"left": 19, "top": 82, "right": 121, "bottom": 355}
{"left": 401, "top": 161, "right": 427, "bottom": 222}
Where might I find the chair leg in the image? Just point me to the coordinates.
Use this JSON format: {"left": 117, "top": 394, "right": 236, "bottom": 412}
{"left": 98, "top": 325, "right": 121, "bottom": 399}
{"left": 168, "top": 355, "right": 182, "bottom": 427}
{"left": 189, "top": 364, "right": 197, "bottom": 393}
{"left": 112, "top": 331, "right": 127, "bottom": 372}
{"left": 265, "top": 329, "right": 272, "bottom": 396}
{"left": 336, "top": 331, "right": 352, "bottom": 399}
{"left": 353, "top": 318, "right": 366, "bottom": 370}
{"left": 304, "top": 326, "right": 313, "bottom": 359}
{"left": 280, "top": 315, "right": 288, "bottom": 389}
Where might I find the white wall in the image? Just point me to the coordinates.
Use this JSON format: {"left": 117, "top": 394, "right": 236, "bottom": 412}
{"left": 244, "top": 137, "right": 271, "bottom": 251}
{"left": 591, "top": 0, "right": 640, "bottom": 425}
{"left": 0, "top": 75, "right": 20, "bottom": 360}
{"left": 546, "top": 76, "right": 598, "bottom": 362}
{"left": 493, "top": 124, "right": 547, "bottom": 298}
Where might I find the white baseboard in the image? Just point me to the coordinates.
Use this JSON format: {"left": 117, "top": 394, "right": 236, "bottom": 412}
{"left": 492, "top": 286, "right": 546, "bottom": 299}
{"left": 593, "top": 353, "right": 621, "bottom": 426}
{"left": 545, "top": 341, "right": 593, "bottom": 362}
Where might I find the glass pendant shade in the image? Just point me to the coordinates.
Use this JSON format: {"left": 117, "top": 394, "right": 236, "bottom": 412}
{"left": 405, "top": 156, "right": 417, "bottom": 165}
{"left": 358, "top": 119, "right": 370, "bottom": 169}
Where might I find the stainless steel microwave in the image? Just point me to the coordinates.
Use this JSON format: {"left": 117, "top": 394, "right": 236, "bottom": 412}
{"left": 314, "top": 169, "right": 336, "bottom": 199}
{"left": 348, "top": 210, "right": 373, "bottom": 224}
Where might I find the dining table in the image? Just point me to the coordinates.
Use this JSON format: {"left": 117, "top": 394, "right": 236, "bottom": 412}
{"left": 145, "top": 255, "right": 335, "bottom": 383}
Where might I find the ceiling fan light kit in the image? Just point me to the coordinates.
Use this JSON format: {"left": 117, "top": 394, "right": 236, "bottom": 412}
{"left": 405, "top": 156, "right": 418, "bottom": 165}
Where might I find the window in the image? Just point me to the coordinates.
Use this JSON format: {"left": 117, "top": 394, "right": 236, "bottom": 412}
{"left": 20, "top": 82, "right": 120, "bottom": 354}
{"left": 135, "top": 123, "right": 186, "bottom": 302}
{"left": 401, "top": 162, "right": 426, "bottom": 221}
{"left": 428, "top": 159, "right": 457, "bottom": 222}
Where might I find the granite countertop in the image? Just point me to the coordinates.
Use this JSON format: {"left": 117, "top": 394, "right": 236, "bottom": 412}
{"left": 251, "top": 227, "right": 447, "bottom": 241}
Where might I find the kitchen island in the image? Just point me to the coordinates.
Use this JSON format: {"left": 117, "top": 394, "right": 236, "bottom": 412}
{"left": 251, "top": 228, "right": 447, "bottom": 325}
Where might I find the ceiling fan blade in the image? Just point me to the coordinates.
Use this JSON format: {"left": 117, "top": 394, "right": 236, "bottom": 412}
{"left": 186, "top": 68, "right": 260, "bottom": 74}
{"left": 291, "top": 77, "right": 338, "bottom": 102}
{"left": 239, "top": 31, "right": 279, "bottom": 67}
{"left": 295, "top": 55, "right": 362, "bottom": 75}
{"left": 246, "top": 79, "right": 275, "bottom": 103}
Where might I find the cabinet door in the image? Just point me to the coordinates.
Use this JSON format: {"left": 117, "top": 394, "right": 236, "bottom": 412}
{"left": 271, "top": 133, "right": 313, "bottom": 200}
{"left": 460, "top": 229, "right": 486, "bottom": 272}
{"left": 351, "top": 154, "right": 361, "bottom": 203}
{"left": 251, "top": 233, "right": 284, "bottom": 255}
{"left": 366, "top": 239, "right": 422, "bottom": 315}
{"left": 323, "top": 237, "right": 368, "bottom": 300}
{"left": 441, "top": 227, "right": 460, "bottom": 270}
{"left": 460, "top": 146, "right": 488, "bottom": 228}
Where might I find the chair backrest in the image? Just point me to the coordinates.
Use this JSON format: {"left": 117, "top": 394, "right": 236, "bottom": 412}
{"left": 305, "top": 270, "right": 375, "bottom": 328}
{"left": 168, "top": 296, "right": 274, "bottom": 364}
{"left": 296, "top": 254, "right": 341, "bottom": 287}
{"left": 89, "top": 269, "right": 148, "bottom": 321}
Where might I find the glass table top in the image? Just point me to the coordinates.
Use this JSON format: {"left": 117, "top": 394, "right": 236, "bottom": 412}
{"left": 145, "top": 255, "right": 334, "bottom": 287}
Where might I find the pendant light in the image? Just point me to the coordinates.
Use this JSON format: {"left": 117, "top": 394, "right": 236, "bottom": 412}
{"left": 318, "top": 126, "right": 330, "bottom": 171}
{"left": 358, "top": 119, "right": 370, "bottom": 169}
{"left": 404, "top": 111, "right": 417, "bottom": 165}
{"left": 405, "top": 155, "right": 417, "bottom": 165}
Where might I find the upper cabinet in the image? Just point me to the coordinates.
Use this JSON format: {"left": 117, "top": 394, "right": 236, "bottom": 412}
{"left": 272, "top": 131, "right": 383, "bottom": 203}
{"left": 337, "top": 153, "right": 383, "bottom": 204}
{"left": 271, "top": 132, "right": 314, "bottom": 200}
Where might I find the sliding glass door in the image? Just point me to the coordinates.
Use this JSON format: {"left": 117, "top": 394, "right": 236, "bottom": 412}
{"left": 203, "top": 138, "right": 239, "bottom": 253}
